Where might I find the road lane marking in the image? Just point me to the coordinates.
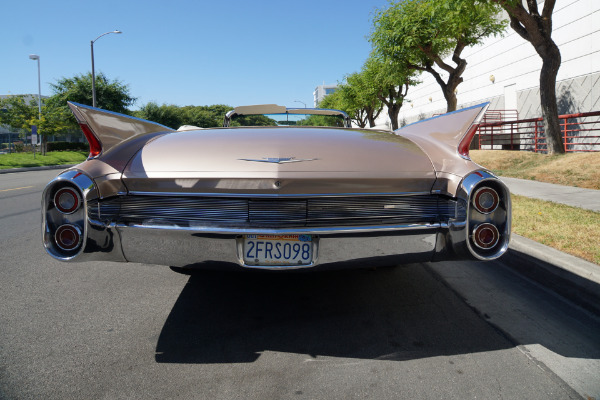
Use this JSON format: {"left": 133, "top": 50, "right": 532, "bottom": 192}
{"left": 0, "top": 186, "right": 34, "bottom": 192}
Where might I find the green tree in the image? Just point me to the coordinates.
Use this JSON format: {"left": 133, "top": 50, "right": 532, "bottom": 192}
{"left": 317, "top": 87, "right": 364, "bottom": 127}
{"left": 362, "top": 56, "right": 418, "bottom": 130}
{"left": 345, "top": 72, "right": 384, "bottom": 128}
{"left": 318, "top": 75, "right": 383, "bottom": 128}
{"left": 135, "top": 102, "right": 184, "bottom": 128}
{"left": 135, "top": 103, "right": 277, "bottom": 129}
{"left": 41, "top": 73, "right": 134, "bottom": 154}
{"left": 46, "top": 72, "right": 136, "bottom": 120}
{"left": 371, "top": 0, "right": 505, "bottom": 112}
{"left": 486, "top": 0, "right": 563, "bottom": 154}
{"left": 182, "top": 104, "right": 233, "bottom": 127}
{"left": 38, "top": 103, "right": 73, "bottom": 139}
{"left": 0, "top": 95, "right": 38, "bottom": 133}
{"left": 295, "top": 114, "right": 346, "bottom": 127}
{"left": 231, "top": 114, "right": 278, "bottom": 127}
{"left": 0, "top": 95, "right": 80, "bottom": 155}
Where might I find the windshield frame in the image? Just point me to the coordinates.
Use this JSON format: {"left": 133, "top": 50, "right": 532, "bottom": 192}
{"left": 223, "top": 105, "right": 351, "bottom": 128}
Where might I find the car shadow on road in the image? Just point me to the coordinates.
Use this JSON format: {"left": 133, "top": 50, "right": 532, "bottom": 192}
{"left": 155, "top": 263, "right": 515, "bottom": 364}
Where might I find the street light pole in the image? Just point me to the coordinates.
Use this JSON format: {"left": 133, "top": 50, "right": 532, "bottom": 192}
{"left": 91, "top": 30, "right": 122, "bottom": 108}
{"left": 29, "top": 54, "right": 42, "bottom": 156}
{"left": 294, "top": 100, "right": 307, "bottom": 108}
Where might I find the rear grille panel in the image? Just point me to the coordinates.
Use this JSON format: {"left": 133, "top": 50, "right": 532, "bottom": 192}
{"left": 88, "top": 194, "right": 458, "bottom": 228}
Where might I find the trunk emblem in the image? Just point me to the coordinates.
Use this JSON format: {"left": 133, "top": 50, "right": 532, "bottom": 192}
{"left": 239, "top": 157, "right": 317, "bottom": 164}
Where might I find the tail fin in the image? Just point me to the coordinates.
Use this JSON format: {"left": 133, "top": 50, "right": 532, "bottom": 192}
{"left": 68, "top": 102, "right": 175, "bottom": 158}
{"left": 396, "top": 103, "right": 489, "bottom": 165}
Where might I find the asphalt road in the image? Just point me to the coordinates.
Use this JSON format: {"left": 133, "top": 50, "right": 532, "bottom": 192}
{"left": 1, "top": 170, "right": 599, "bottom": 399}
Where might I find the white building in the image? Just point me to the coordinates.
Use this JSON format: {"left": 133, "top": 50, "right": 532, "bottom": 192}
{"left": 377, "top": 0, "right": 600, "bottom": 127}
{"left": 313, "top": 84, "right": 338, "bottom": 107}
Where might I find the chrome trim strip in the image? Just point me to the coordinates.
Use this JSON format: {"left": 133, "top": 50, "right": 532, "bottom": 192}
{"left": 127, "top": 191, "right": 434, "bottom": 198}
{"left": 238, "top": 157, "right": 318, "bottom": 164}
{"left": 116, "top": 222, "right": 441, "bottom": 236}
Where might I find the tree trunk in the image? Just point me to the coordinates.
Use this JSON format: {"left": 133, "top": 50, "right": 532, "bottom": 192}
{"left": 388, "top": 103, "right": 401, "bottom": 130}
{"left": 443, "top": 88, "right": 458, "bottom": 113}
{"left": 368, "top": 115, "right": 376, "bottom": 128}
{"left": 365, "top": 106, "right": 377, "bottom": 127}
{"left": 367, "top": 103, "right": 383, "bottom": 128}
{"left": 353, "top": 109, "right": 367, "bottom": 128}
{"left": 421, "top": 42, "right": 466, "bottom": 113}
{"left": 539, "top": 44, "right": 564, "bottom": 154}
{"left": 422, "top": 62, "right": 463, "bottom": 113}
{"left": 497, "top": 0, "right": 563, "bottom": 154}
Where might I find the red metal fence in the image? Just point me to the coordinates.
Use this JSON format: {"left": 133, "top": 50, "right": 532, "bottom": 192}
{"left": 476, "top": 110, "right": 600, "bottom": 152}
{"left": 481, "top": 109, "right": 519, "bottom": 124}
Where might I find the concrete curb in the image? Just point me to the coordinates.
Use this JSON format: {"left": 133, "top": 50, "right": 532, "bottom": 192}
{"left": 0, "top": 164, "right": 76, "bottom": 175}
{"left": 504, "top": 234, "right": 600, "bottom": 315}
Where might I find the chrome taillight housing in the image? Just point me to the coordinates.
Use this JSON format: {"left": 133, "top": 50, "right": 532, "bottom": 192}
{"left": 42, "top": 170, "right": 96, "bottom": 260}
{"left": 450, "top": 171, "right": 511, "bottom": 261}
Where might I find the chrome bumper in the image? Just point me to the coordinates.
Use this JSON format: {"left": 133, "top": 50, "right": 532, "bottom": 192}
{"left": 115, "top": 223, "right": 442, "bottom": 269}
{"left": 42, "top": 170, "right": 511, "bottom": 269}
{"left": 67, "top": 221, "right": 448, "bottom": 269}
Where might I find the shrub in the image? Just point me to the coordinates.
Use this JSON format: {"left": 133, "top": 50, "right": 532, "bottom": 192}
{"left": 46, "top": 142, "right": 89, "bottom": 152}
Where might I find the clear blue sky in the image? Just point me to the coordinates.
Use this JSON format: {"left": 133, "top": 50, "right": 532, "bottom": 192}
{"left": 2, "top": 0, "right": 389, "bottom": 109}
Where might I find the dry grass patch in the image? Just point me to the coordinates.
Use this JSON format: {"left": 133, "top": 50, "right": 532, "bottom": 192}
{"left": 512, "top": 195, "right": 600, "bottom": 264}
{"left": 470, "top": 150, "right": 600, "bottom": 189}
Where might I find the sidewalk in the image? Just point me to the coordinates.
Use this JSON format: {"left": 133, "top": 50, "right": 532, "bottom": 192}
{"left": 499, "top": 176, "right": 600, "bottom": 314}
{"left": 500, "top": 176, "right": 600, "bottom": 212}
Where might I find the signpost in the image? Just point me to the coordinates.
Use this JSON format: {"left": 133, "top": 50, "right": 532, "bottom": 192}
{"left": 31, "top": 125, "right": 38, "bottom": 159}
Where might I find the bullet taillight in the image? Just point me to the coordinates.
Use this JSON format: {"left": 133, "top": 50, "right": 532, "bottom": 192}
{"left": 54, "top": 224, "right": 82, "bottom": 251}
{"left": 472, "top": 187, "right": 499, "bottom": 214}
{"left": 53, "top": 187, "right": 81, "bottom": 214}
{"left": 472, "top": 223, "right": 500, "bottom": 250}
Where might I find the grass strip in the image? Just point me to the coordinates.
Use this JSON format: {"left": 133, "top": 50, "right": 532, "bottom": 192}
{"left": 470, "top": 150, "right": 600, "bottom": 190}
{"left": 0, "top": 151, "right": 88, "bottom": 169}
{"left": 512, "top": 194, "right": 600, "bottom": 264}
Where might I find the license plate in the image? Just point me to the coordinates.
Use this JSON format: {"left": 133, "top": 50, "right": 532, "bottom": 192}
{"left": 242, "top": 234, "right": 314, "bottom": 266}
